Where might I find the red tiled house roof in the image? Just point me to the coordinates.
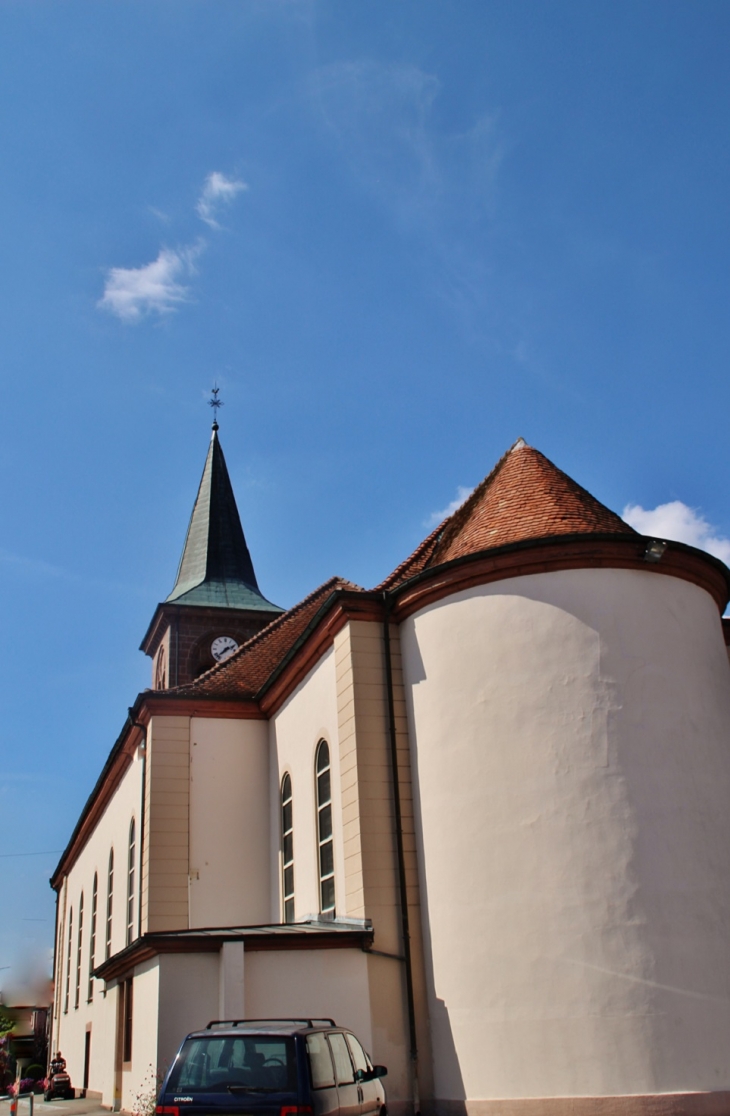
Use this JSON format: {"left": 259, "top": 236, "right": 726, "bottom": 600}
{"left": 173, "top": 576, "right": 362, "bottom": 699}
{"left": 381, "top": 439, "right": 636, "bottom": 589}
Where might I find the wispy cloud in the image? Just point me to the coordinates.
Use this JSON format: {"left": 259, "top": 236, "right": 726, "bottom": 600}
{"left": 99, "top": 170, "right": 246, "bottom": 323}
{"left": 98, "top": 243, "right": 202, "bottom": 322}
{"left": 623, "top": 501, "right": 730, "bottom": 565}
{"left": 425, "top": 485, "right": 474, "bottom": 528}
{"left": 197, "top": 171, "right": 248, "bottom": 229}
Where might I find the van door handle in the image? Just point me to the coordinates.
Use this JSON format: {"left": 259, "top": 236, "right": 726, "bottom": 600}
{"left": 357, "top": 1086, "right": 363, "bottom": 1103}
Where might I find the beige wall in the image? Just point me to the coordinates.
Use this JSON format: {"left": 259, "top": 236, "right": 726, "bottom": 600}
{"left": 245, "top": 947, "right": 373, "bottom": 1048}
{"left": 157, "top": 952, "right": 219, "bottom": 1070}
{"left": 189, "top": 716, "right": 270, "bottom": 927}
{"left": 144, "top": 716, "right": 190, "bottom": 933}
{"left": 53, "top": 746, "right": 145, "bottom": 1105}
{"left": 401, "top": 568, "right": 730, "bottom": 1102}
{"left": 269, "top": 646, "right": 345, "bottom": 921}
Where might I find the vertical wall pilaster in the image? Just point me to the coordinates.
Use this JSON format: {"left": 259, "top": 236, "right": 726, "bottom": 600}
{"left": 143, "top": 716, "right": 190, "bottom": 933}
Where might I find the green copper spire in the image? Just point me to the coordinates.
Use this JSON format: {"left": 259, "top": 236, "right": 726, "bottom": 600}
{"left": 166, "top": 425, "right": 283, "bottom": 612}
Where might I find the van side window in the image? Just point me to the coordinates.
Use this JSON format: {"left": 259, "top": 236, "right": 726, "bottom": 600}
{"left": 346, "top": 1033, "right": 370, "bottom": 1075}
{"left": 306, "top": 1033, "right": 335, "bottom": 1089}
{"left": 327, "top": 1032, "right": 355, "bottom": 1085}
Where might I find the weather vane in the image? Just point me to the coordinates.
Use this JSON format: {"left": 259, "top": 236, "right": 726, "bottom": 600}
{"left": 208, "top": 384, "right": 224, "bottom": 429}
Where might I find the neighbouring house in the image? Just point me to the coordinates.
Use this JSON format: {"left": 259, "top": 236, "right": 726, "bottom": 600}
{"left": 50, "top": 426, "right": 730, "bottom": 1115}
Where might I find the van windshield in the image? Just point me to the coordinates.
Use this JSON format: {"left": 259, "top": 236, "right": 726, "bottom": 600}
{"left": 167, "top": 1035, "right": 297, "bottom": 1094}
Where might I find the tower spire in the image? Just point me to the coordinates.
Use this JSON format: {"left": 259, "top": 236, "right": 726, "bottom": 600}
{"left": 165, "top": 422, "right": 281, "bottom": 612}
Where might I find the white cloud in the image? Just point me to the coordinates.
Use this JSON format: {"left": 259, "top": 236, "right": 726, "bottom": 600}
{"left": 197, "top": 171, "right": 248, "bottom": 228}
{"left": 98, "top": 244, "right": 202, "bottom": 322}
{"left": 425, "top": 485, "right": 474, "bottom": 528}
{"left": 623, "top": 501, "right": 730, "bottom": 566}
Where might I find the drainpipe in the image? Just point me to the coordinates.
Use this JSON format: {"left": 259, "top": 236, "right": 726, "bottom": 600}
{"left": 381, "top": 591, "right": 420, "bottom": 1115}
{"left": 129, "top": 710, "right": 147, "bottom": 941}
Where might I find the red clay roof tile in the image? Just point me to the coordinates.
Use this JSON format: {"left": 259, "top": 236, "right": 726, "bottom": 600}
{"left": 380, "top": 439, "right": 635, "bottom": 588}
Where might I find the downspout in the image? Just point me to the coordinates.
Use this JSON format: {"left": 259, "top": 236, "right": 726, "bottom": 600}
{"left": 129, "top": 710, "right": 147, "bottom": 941}
{"left": 49, "top": 884, "right": 60, "bottom": 1063}
{"left": 382, "top": 591, "right": 420, "bottom": 1115}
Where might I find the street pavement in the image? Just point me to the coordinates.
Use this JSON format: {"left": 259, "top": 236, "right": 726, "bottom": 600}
{"left": 0, "top": 1100, "right": 109, "bottom": 1116}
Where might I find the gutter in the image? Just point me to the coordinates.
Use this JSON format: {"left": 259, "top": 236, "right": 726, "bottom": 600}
{"left": 382, "top": 591, "right": 420, "bottom": 1115}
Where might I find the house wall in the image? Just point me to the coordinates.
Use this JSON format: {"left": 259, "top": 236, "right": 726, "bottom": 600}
{"left": 52, "top": 746, "right": 145, "bottom": 1106}
{"left": 245, "top": 947, "right": 372, "bottom": 1049}
{"left": 269, "top": 646, "right": 345, "bottom": 922}
{"left": 401, "top": 567, "right": 730, "bottom": 1105}
{"left": 156, "top": 952, "right": 219, "bottom": 1072}
{"left": 189, "top": 716, "right": 270, "bottom": 927}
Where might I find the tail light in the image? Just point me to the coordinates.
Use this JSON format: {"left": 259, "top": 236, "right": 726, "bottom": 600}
{"left": 280, "top": 1107, "right": 313, "bottom": 1116}
{"left": 156, "top": 1107, "right": 179, "bottom": 1116}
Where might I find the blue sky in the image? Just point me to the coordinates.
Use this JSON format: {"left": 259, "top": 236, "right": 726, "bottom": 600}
{"left": 2, "top": 0, "right": 730, "bottom": 997}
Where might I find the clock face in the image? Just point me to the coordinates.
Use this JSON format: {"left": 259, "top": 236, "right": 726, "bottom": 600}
{"left": 211, "top": 635, "right": 239, "bottom": 663}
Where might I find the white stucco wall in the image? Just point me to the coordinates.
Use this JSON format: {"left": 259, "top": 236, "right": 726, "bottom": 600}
{"left": 53, "top": 747, "right": 145, "bottom": 1105}
{"left": 269, "top": 647, "right": 345, "bottom": 922}
{"left": 120, "top": 959, "right": 160, "bottom": 1113}
{"left": 189, "top": 716, "right": 270, "bottom": 927}
{"left": 157, "top": 952, "right": 220, "bottom": 1072}
{"left": 245, "top": 947, "right": 373, "bottom": 1049}
{"left": 401, "top": 567, "right": 730, "bottom": 1101}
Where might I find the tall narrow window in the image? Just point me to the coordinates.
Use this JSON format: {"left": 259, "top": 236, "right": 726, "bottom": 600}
{"left": 281, "top": 774, "right": 294, "bottom": 923}
{"left": 126, "top": 819, "right": 136, "bottom": 946}
{"left": 88, "top": 873, "right": 98, "bottom": 1002}
{"left": 316, "top": 740, "right": 335, "bottom": 914}
{"left": 75, "top": 893, "right": 84, "bottom": 1009}
{"left": 105, "top": 849, "right": 114, "bottom": 959}
{"left": 122, "top": 978, "right": 134, "bottom": 1064}
{"left": 64, "top": 908, "right": 73, "bottom": 1014}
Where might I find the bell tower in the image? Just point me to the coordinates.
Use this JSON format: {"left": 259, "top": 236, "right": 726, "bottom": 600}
{"left": 140, "top": 419, "right": 283, "bottom": 688}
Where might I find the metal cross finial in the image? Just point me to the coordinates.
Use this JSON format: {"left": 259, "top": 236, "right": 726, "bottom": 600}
{"left": 208, "top": 384, "right": 224, "bottom": 430}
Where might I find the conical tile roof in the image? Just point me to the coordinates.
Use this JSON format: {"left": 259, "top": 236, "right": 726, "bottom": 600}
{"left": 167, "top": 426, "right": 282, "bottom": 612}
{"left": 383, "top": 439, "right": 636, "bottom": 589}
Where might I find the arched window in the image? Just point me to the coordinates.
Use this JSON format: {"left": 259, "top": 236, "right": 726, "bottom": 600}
{"left": 155, "top": 646, "right": 166, "bottom": 690}
{"left": 88, "top": 872, "right": 98, "bottom": 1002}
{"left": 316, "top": 740, "right": 335, "bottom": 914}
{"left": 64, "top": 907, "right": 73, "bottom": 1014}
{"left": 127, "top": 819, "right": 136, "bottom": 946}
{"left": 281, "top": 774, "right": 294, "bottom": 923}
{"left": 75, "top": 892, "right": 84, "bottom": 1009}
{"left": 105, "top": 849, "right": 114, "bottom": 959}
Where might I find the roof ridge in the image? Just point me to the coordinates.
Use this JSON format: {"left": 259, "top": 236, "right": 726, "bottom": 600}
{"left": 376, "top": 437, "right": 526, "bottom": 591}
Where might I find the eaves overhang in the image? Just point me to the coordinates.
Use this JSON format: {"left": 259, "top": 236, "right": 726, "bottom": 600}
{"left": 94, "top": 920, "right": 375, "bottom": 984}
{"left": 50, "top": 690, "right": 263, "bottom": 889}
{"left": 384, "top": 531, "right": 730, "bottom": 621}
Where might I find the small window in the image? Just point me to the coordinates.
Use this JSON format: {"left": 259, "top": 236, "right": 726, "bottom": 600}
{"left": 316, "top": 741, "right": 335, "bottom": 914}
{"left": 75, "top": 892, "right": 84, "bottom": 1009}
{"left": 105, "top": 849, "right": 114, "bottom": 959}
{"left": 281, "top": 774, "right": 294, "bottom": 923}
{"left": 327, "top": 1033, "right": 354, "bottom": 1085}
{"left": 127, "top": 819, "right": 136, "bottom": 946}
{"left": 88, "top": 873, "right": 98, "bottom": 1002}
{"left": 306, "top": 1033, "right": 335, "bottom": 1089}
{"left": 64, "top": 908, "right": 73, "bottom": 1014}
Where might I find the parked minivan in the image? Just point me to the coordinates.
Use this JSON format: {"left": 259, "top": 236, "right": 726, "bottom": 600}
{"left": 156, "top": 1019, "right": 387, "bottom": 1116}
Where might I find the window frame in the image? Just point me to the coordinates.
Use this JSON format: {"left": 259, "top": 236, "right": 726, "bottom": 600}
{"left": 75, "top": 892, "right": 84, "bottom": 1009}
{"left": 105, "top": 848, "right": 114, "bottom": 960}
{"left": 281, "top": 773, "right": 294, "bottom": 924}
{"left": 88, "top": 872, "right": 98, "bottom": 1002}
{"left": 64, "top": 907, "right": 73, "bottom": 1014}
{"left": 315, "top": 739, "right": 335, "bottom": 914}
{"left": 126, "top": 818, "right": 136, "bottom": 947}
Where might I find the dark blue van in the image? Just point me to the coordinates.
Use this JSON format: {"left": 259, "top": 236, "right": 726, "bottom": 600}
{"left": 156, "top": 1019, "right": 387, "bottom": 1116}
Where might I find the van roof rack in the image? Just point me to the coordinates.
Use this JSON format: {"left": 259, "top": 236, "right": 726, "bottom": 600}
{"left": 205, "top": 1018, "right": 337, "bottom": 1030}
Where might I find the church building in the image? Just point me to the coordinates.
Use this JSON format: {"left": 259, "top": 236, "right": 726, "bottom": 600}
{"left": 50, "top": 425, "right": 730, "bottom": 1116}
